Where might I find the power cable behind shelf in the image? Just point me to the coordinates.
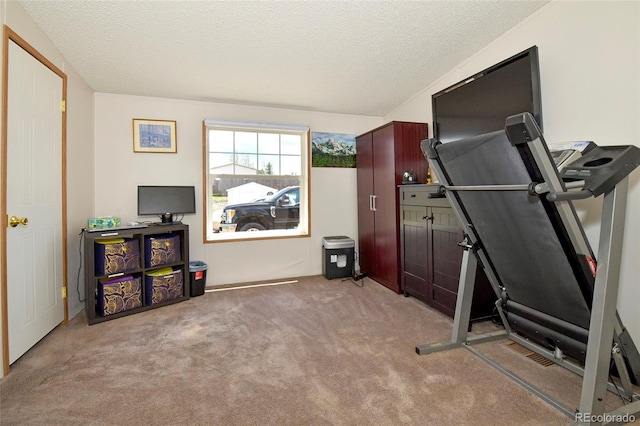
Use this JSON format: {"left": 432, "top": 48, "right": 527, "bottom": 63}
{"left": 77, "top": 229, "right": 85, "bottom": 303}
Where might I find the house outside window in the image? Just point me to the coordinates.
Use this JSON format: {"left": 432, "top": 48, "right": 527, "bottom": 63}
{"left": 203, "top": 119, "right": 310, "bottom": 242}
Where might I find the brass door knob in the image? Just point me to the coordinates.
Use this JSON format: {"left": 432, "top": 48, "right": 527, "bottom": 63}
{"left": 9, "top": 216, "right": 28, "bottom": 228}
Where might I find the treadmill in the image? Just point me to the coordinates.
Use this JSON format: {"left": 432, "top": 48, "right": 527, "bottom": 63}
{"left": 417, "top": 112, "right": 640, "bottom": 424}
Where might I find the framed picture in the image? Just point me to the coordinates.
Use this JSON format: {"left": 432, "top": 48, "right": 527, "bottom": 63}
{"left": 311, "top": 131, "right": 356, "bottom": 168}
{"left": 133, "top": 119, "right": 177, "bottom": 153}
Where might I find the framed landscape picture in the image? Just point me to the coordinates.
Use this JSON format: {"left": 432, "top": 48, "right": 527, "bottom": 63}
{"left": 311, "top": 132, "right": 356, "bottom": 168}
{"left": 133, "top": 118, "right": 177, "bottom": 153}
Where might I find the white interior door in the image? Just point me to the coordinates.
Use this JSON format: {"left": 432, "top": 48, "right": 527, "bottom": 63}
{"left": 6, "top": 40, "right": 64, "bottom": 364}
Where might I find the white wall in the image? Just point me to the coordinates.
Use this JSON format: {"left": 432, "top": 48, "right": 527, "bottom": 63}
{"left": 94, "top": 94, "right": 382, "bottom": 286}
{"left": 0, "top": 0, "right": 95, "bottom": 375}
{"left": 385, "top": 1, "right": 640, "bottom": 343}
{"left": 65, "top": 66, "right": 95, "bottom": 318}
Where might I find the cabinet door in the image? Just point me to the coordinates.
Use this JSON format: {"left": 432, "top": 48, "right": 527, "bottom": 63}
{"left": 394, "top": 122, "right": 430, "bottom": 186}
{"left": 430, "top": 207, "right": 497, "bottom": 320}
{"left": 430, "top": 207, "right": 463, "bottom": 317}
{"left": 356, "top": 132, "right": 375, "bottom": 275}
{"left": 401, "top": 204, "right": 430, "bottom": 300}
{"left": 372, "top": 124, "right": 400, "bottom": 292}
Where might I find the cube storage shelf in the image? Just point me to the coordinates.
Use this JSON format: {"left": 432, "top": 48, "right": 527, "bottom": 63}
{"left": 84, "top": 223, "right": 190, "bottom": 325}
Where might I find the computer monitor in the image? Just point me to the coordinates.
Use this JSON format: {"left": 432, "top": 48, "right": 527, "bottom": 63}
{"left": 137, "top": 185, "right": 196, "bottom": 224}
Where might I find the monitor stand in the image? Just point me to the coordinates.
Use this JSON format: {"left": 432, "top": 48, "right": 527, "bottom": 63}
{"left": 154, "top": 213, "right": 182, "bottom": 226}
{"left": 160, "top": 213, "right": 173, "bottom": 224}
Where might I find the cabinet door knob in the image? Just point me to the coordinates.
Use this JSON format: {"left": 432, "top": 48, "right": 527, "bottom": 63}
{"left": 423, "top": 215, "right": 433, "bottom": 221}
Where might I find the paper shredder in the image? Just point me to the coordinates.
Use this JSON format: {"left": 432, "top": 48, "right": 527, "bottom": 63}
{"left": 322, "top": 236, "right": 355, "bottom": 279}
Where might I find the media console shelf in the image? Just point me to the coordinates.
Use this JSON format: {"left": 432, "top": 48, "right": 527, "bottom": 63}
{"left": 83, "top": 223, "right": 190, "bottom": 325}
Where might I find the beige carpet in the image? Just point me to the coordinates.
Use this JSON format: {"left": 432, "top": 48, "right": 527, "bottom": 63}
{"left": 0, "top": 275, "right": 636, "bottom": 425}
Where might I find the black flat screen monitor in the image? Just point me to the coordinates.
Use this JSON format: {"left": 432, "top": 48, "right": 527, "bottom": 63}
{"left": 137, "top": 185, "right": 196, "bottom": 224}
{"left": 432, "top": 46, "right": 542, "bottom": 143}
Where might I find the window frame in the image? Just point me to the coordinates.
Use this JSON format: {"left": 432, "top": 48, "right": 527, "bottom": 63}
{"left": 202, "top": 119, "right": 311, "bottom": 243}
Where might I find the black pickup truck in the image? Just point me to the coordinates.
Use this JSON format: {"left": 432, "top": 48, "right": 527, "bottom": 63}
{"left": 220, "top": 186, "right": 300, "bottom": 232}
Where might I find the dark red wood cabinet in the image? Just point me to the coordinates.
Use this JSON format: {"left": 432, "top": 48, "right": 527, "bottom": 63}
{"left": 356, "top": 121, "right": 428, "bottom": 293}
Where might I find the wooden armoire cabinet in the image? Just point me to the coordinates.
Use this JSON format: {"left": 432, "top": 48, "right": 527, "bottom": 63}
{"left": 356, "top": 121, "right": 428, "bottom": 293}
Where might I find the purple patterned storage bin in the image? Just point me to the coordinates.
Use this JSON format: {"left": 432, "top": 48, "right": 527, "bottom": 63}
{"left": 145, "top": 268, "right": 183, "bottom": 305}
{"left": 98, "top": 275, "right": 142, "bottom": 316}
{"left": 94, "top": 238, "right": 140, "bottom": 276}
{"left": 144, "top": 234, "right": 181, "bottom": 268}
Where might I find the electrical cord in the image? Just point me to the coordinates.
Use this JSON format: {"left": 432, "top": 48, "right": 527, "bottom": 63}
{"left": 335, "top": 250, "right": 365, "bottom": 287}
{"left": 347, "top": 250, "right": 366, "bottom": 287}
{"left": 76, "top": 229, "right": 85, "bottom": 303}
{"left": 491, "top": 305, "right": 503, "bottom": 326}
{"left": 342, "top": 275, "right": 365, "bottom": 288}
{"left": 609, "top": 357, "right": 628, "bottom": 404}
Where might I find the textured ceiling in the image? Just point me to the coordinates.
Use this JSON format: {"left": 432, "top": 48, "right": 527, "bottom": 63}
{"left": 17, "top": 0, "right": 549, "bottom": 116}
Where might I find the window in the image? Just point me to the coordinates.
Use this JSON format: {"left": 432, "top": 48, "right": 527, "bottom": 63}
{"left": 203, "top": 119, "right": 310, "bottom": 242}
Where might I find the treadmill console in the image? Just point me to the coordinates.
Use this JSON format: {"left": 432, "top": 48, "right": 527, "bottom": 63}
{"left": 560, "top": 145, "right": 640, "bottom": 197}
{"left": 547, "top": 141, "right": 596, "bottom": 170}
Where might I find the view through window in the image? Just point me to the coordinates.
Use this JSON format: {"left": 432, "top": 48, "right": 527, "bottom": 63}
{"left": 203, "top": 120, "right": 309, "bottom": 242}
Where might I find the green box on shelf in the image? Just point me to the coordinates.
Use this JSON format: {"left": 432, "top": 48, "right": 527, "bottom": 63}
{"left": 88, "top": 216, "right": 121, "bottom": 230}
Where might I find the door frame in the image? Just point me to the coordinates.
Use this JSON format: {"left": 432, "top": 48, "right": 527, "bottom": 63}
{"left": 1, "top": 25, "right": 68, "bottom": 376}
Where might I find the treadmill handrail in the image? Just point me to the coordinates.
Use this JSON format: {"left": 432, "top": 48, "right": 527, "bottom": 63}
{"left": 442, "top": 183, "right": 531, "bottom": 191}
{"left": 440, "top": 179, "right": 586, "bottom": 196}
{"left": 547, "top": 189, "right": 593, "bottom": 202}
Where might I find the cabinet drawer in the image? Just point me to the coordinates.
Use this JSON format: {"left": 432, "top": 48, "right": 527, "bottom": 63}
{"left": 401, "top": 188, "right": 431, "bottom": 206}
{"left": 399, "top": 185, "right": 449, "bottom": 207}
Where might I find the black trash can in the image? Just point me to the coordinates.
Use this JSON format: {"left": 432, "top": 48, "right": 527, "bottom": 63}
{"left": 189, "top": 261, "right": 208, "bottom": 297}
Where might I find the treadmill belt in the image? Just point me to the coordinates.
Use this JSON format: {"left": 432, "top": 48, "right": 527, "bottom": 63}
{"left": 436, "top": 130, "right": 592, "bottom": 329}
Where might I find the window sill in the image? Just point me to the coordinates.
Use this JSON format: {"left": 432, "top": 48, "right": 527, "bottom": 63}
{"left": 205, "top": 228, "right": 309, "bottom": 243}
